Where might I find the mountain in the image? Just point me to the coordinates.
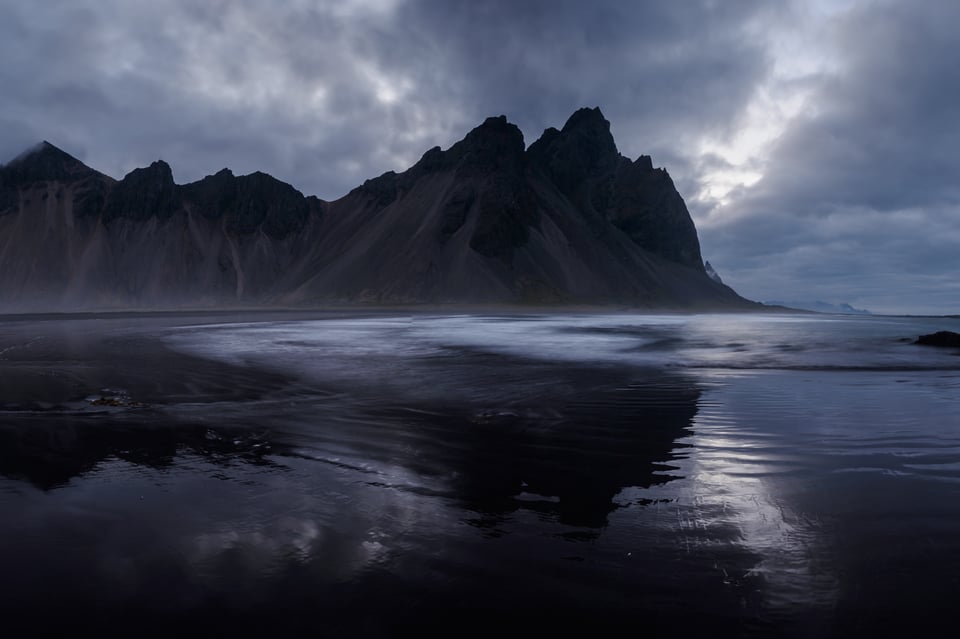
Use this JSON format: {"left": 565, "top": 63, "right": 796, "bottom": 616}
{"left": 704, "top": 261, "right": 723, "bottom": 284}
{"left": 765, "top": 300, "right": 872, "bottom": 315}
{"left": 0, "top": 108, "right": 753, "bottom": 311}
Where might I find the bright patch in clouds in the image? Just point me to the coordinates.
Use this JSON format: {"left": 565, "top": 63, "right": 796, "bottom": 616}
{"left": 694, "top": 82, "right": 810, "bottom": 217}
{"left": 693, "top": 2, "right": 849, "bottom": 221}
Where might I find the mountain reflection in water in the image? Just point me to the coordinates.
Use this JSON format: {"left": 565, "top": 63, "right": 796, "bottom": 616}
{"left": 1, "top": 311, "right": 959, "bottom": 636}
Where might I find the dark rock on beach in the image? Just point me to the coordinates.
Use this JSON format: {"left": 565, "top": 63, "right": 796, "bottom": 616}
{"left": 915, "top": 331, "right": 960, "bottom": 347}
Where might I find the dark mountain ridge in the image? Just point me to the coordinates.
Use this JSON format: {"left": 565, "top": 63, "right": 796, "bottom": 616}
{"left": 0, "top": 108, "right": 752, "bottom": 310}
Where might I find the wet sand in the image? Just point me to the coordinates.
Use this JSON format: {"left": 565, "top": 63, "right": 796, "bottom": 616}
{"left": 0, "top": 312, "right": 730, "bottom": 636}
{"left": 2, "top": 311, "right": 960, "bottom": 636}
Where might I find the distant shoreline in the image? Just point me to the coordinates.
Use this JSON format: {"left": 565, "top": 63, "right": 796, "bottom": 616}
{"left": 3, "top": 304, "right": 955, "bottom": 323}
{"left": 0, "top": 302, "right": 803, "bottom": 322}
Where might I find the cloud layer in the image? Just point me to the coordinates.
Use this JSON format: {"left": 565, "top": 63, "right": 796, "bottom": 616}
{"left": 1, "top": 0, "right": 955, "bottom": 313}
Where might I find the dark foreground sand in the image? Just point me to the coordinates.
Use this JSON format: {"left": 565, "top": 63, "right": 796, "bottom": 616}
{"left": 3, "top": 311, "right": 960, "bottom": 637}
{"left": 0, "top": 311, "right": 721, "bottom": 636}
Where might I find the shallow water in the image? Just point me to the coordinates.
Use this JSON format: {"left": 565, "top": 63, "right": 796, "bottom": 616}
{"left": 1, "top": 311, "right": 959, "bottom": 636}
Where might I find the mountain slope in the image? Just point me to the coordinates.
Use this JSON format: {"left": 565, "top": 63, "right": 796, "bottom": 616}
{"left": 0, "top": 109, "right": 752, "bottom": 310}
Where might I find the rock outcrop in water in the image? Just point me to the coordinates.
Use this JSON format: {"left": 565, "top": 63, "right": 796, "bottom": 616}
{"left": 916, "top": 331, "right": 960, "bottom": 348}
{"left": 0, "top": 108, "right": 752, "bottom": 310}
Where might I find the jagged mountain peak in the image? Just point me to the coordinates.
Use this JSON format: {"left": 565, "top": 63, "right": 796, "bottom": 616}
{"left": 528, "top": 107, "right": 620, "bottom": 191}
{"left": 448, "top": 114, "right": 526, "bottom": 173}
{"left": 2, "top": 140, "right": 101, "bottom": 184}
{"left": 113, "top": 159, "right": 176, "bottom": 191}
{"left": 10, "top": 140, "right": 68, "bottom": 163}
{"left": 131, "top": 159, "right": 174, "bottom": 181}
{"left": 0, "top": 109, "right": 753, "bottom": 309}
{"left": 470, "top": 114, "right": 521, "bottom": 136}
{"left": 557, "top": 106, "right": 618, "bottom": 159}
{"left": 103, "top": 158, "right": 179, "bottom": 223}
{"left": 561, "top": 106, "right": 610, "bottom": 134}
{"left": 178, "top": 165, "right": 318, "bottom": 237}
{"left": 634, "top": 154, "right": 654, "bottom": 171}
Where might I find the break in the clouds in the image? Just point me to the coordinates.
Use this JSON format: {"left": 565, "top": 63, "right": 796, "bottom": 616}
{"left": 0, "top": 0, "right": 955, "bottom": 314}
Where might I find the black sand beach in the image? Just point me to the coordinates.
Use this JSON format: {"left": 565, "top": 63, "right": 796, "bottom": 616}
{"left": 2, "top": 311, "right": 960, "bottom": 636}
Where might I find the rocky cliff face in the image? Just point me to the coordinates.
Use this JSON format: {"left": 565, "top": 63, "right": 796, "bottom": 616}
{"left": 0, "top": 109, "right": 750, "bottom": 310}
{"left": 705, "top": 261, "right": 723, "bottom": 284}
{"left": 528, "top": 108, "right": 704, "bottom": 269}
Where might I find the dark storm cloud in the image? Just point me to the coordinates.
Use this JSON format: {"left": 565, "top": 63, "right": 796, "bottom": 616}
{"left": 0, "top": 0, "right": 433, "bottom": 193}
{"left": 0, "top": 0, "right": 773, "bottom": 198}
{"left": 700, "top": 0, "right": 960, "bottom": 313}
{"left": 388, "top": 0, "right": 781, "bottom": 205}
{"left": 734, "top": 3, "right": 960, "bottom": 215}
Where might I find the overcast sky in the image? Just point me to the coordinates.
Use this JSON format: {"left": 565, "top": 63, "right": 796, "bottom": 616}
{"left": 1, "top": 0, "right": 956, "bottom": 314}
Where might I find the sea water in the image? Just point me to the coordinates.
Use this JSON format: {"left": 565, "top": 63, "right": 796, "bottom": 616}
{"left": 1, "top": 312, "right": 958, "bottom": 635}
